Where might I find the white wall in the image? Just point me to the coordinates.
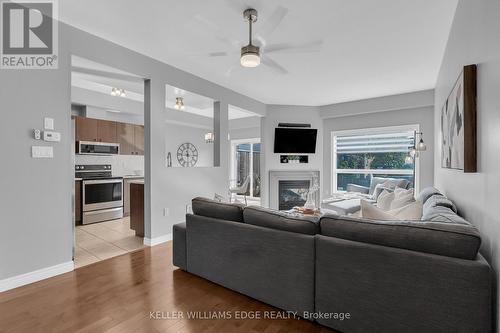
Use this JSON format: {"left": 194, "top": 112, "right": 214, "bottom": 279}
{"left": 434, "top": 0, "right": 500, "bottom": 328}
{"left": 229, "top": 116, "right": 261, "bottom": 141}
{"left": 164, "top": 123, "right": 214, "bottom": 168}
{"left": 260, "top": 105, "right": 323, "bottom": 207}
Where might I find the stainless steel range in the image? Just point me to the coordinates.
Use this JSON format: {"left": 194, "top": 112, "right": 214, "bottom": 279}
{"left": 76, "top": 164, "right": 123, "bottom": 224}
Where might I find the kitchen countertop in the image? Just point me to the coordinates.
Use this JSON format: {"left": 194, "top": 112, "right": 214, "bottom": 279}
{"left": 129, "top": 179, "right": 144, "bottom": 185}
{"left": 74, "top": 176, "right": 143, "bottom": 181}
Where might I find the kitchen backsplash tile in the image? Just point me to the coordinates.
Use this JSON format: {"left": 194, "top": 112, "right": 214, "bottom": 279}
{"left": 75, "top": 154, "right": 144, "bottom": 177}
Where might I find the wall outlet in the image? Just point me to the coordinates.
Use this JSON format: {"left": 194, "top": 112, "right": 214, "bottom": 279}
{"left": 33, "top": 129, "right": 41, "bottom": 140}
{"left": 163, "top": 208, "right": 170, "bottom": 216}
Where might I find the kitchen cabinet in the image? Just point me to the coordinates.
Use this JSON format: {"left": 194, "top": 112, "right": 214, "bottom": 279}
{"left": 117, "top": 123, "right": 135, "bottom": 155}
{"left": 97, "top": 119, "right": 117, "bottom": 143}
{"left": 134, "top": 125, "right": 144, "bottom": 155}
{"left": 130, "top": 182, "right": 144, "bottom": 237}
{"left": 75, "top": 116, "right": 144, "bottom": 155}
{"left": 123, "top": 177, "right": 144, "bottom": 216}
{"left": 75, "top": 117, "right": 98, "bottom": 142}
{"left": 75, "top": 180, "right": 82, "bottom": 224}
{"left": 75, "top": 117, "right": 117, "bottom": 143}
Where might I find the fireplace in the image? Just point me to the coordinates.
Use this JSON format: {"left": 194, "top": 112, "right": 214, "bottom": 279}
{"left": 278, "top": 180, "right": 310, "bottom": 210}
{"left": 269, "top": 170, "right": 320, "bottom": 210}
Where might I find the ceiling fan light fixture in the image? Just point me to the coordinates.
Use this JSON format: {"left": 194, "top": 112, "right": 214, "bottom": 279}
{"left": 240, "top": 45, "right": 260, "bottom": 67}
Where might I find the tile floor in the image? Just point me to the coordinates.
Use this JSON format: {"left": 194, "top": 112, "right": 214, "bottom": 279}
{"left": 74, "top": 217, "right": 144, "bottom": 268}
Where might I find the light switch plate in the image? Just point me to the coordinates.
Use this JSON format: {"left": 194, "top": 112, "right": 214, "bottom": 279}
{"left": 32, "top": 146, "right": 53, "bottom": 158}
{"left": 44, "top": 117, "right": 54, "bottom": 130}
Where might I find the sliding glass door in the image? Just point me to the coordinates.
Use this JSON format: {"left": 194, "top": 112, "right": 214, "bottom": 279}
{"left": 230, "top": 139, "right": 261, "bottom": 198}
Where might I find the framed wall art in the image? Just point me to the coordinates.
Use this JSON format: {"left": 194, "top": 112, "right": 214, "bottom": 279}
{"left": 441, "top": 64, "right": 477, "bottom": 172}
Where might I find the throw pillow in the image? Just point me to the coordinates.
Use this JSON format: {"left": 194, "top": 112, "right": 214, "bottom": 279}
{"left": 390, "top": 188, "right": 415, "bottom": 210}
{"left": 371, "top": 181, "right": 394, "bottom": 200}
{"left": 361, "top": 199, "right": 423, "bottom": 220}
{"left": 377, "top": 190, "right": 395, "bottom": 211}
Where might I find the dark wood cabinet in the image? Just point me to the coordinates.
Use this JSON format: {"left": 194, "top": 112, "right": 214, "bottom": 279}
{"left": 75, "top": 180, "right": 81, "bottom": 224}
{"left": 134, "top": 125, "right": 144, "bottom": 155}
{"left": 75, "top": 117, "right": 98, "bottom": 142}
{"left": 117, "top": 123, "right": 135, "bottom": 155}
{"left": 75, "top": 116, "right": 144, "bottom": 155}
{"left": 130, "top": 182, "right": 144, "bottom": 237}
{"left": 97, "top": 119, "right": 117, "bottom": 143}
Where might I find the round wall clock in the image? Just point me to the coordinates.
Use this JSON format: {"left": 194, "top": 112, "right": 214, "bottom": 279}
{"left": 177, "top": 143, "right": 198, "bottom": 167}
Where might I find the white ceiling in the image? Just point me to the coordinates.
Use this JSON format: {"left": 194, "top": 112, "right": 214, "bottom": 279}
{"left": 61, "top": 1, "right": 457, "bottom": 106}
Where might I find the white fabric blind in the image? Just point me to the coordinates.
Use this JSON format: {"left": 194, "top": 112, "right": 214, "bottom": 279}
{"left": 336, "top": 131, "right": 414, "bottom": 154}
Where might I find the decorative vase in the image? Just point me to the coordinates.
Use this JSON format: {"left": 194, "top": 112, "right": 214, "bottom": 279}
{"left": 304, "top": 191, "right": 316, "bottom": 210}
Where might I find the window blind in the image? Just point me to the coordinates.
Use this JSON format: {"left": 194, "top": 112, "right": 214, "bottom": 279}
{"left": 336, "top": 132, "right": 414, "bottom": 154}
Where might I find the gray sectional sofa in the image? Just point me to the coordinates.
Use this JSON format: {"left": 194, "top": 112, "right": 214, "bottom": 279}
{"left": 173, "top": 188, "right": 492, "bottom": 333}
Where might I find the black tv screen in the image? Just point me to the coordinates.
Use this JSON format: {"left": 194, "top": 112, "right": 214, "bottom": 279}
{"left": 274, "top": 128, "right": 317, "bottom": 153}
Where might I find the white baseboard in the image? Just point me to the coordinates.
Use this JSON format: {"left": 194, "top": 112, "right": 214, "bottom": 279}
{"left": 143, "top": 233, "right": 172, "bottom": 247}
{"left": 0, "top": 261, "right": 74, "bottom": 293}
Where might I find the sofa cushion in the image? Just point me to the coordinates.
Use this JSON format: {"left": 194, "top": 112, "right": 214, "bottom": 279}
{"left": 423, "top": 194, "right": 458, "bottom": 213}
{"left": 390, "top": 188, "right": 415, "bottom": 210}
{"left": 243, "top": 206, "right": 319, "bottom": 235}
{"left": 319, "top": 215, "right": 481, "bottom": 260}
{"left": 417, "top": 186, "right": 443, "bottom": 204}
{"left": 192, "top": 197, "right": 244, "bottom": 222}
{"left": 369, "top": 177, "right": 410, "bottom": 195}
{"left": 422, "top": 206, "right": 470, "bottom": 225}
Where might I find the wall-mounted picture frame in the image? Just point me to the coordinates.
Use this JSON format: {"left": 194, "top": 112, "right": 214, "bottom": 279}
{"left": 441, "top": 64, "right": 477, "bottom": 172}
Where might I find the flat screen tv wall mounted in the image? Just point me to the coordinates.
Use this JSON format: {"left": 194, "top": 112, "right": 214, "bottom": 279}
{"left": 274, "top": 128, "right": 317, "bottom": 154}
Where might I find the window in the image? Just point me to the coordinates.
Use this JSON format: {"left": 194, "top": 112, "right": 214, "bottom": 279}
{"left": 230, "top": 139, "right": 261, "bottom": 198}
{"left": 332, "top": 126, "right": 418, "bottom": 193}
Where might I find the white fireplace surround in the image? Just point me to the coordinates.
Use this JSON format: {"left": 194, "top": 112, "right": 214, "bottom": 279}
{"left": 269, "top": 170, "right": 320, "bottom": 210}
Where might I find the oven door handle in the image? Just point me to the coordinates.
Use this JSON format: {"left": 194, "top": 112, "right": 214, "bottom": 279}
{"left": 83, "top": 179, "right": 123, "bottom": 185}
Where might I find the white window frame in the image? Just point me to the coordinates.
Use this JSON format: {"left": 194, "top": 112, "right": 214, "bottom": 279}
{"left": 230, "top": 138, "right": 260, "bottom": 198}
{"left": 331, "top": 124, "right": 420, "bottom": 194}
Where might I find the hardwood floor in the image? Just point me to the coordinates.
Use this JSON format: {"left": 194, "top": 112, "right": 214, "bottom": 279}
{"left": 0, "top": 242, "right": 335, "bottom": 333}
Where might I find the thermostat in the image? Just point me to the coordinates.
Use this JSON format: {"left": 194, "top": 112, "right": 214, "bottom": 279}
{"left": 43, "top": 131, "right": 61, "bottom": 142}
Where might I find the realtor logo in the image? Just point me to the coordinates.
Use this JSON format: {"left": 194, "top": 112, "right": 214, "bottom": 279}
{"left": 1, "top": 0, "right": 58, "bottom": 69}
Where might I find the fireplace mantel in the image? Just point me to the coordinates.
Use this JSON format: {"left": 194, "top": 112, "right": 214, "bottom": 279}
{"left": 269, "top": 170, "right": 320, "bottom": 210}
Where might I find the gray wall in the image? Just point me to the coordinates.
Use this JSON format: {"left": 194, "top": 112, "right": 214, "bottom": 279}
{"left": 0, "top": 21, "right": 265, "bottom": 281}
{"left": 323, "top": 105, "right": 435, "bottom": 196}
{"left": 434, "top": 0, "right": 500, "bottom": 329}
{"left": 0, "top": 36, "right": 73, "bottom": 280}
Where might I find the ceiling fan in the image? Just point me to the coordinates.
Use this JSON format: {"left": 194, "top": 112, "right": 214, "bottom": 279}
{"left": 190, "top": 6, "right": 323, "bottom": 75}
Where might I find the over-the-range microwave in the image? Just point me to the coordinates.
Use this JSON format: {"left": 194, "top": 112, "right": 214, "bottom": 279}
{"left": 77, "top": 141, "right": 120, "bottom": 155}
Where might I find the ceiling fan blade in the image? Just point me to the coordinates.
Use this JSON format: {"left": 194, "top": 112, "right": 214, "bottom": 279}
{"left": 191, "top": 15, "right": 241, "bottom": 47}
{"left": 256, "top": 6, "right": 288, "bottom": 38}
{"left": 261, "top": 56, "right": 288, "bottom": 75}
{"left": 184, "top": 51, "right": 229, "bottom": 58}
{"left": 265, "top": 40, "right": 323, "bottom": 54}
{"left": 223, "top": 0, "right": 248, "bottom": 15}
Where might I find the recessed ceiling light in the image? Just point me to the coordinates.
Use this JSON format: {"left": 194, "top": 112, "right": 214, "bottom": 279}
{"left": 107, "top": 109, "right": 121, "bottom": 113}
